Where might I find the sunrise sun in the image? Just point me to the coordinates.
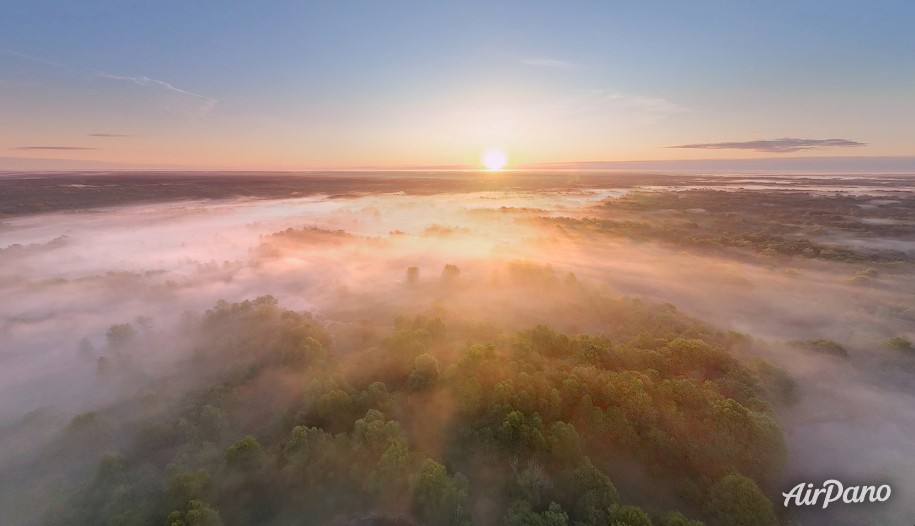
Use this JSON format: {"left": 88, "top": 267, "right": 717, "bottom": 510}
{"left": 481, "top": 148, "right": 508, "bottom": 171}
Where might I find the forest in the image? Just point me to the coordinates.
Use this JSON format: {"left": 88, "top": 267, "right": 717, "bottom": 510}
{"left": 2, "top": 172, "right": 913, "bottom": 526}
{"left": 541, "top": 190, "right": 914, "bottom": 263}
{"left": 36, "top": 291, "right": 789, "bottom": 526}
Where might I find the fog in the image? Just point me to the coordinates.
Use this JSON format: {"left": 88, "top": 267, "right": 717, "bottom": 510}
{"left": 1, "top": 178, "right": 914, "bottom": 525}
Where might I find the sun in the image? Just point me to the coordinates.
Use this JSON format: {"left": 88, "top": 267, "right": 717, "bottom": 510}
{"left": 481, "top": 148, "right": 508, "bottom": 171}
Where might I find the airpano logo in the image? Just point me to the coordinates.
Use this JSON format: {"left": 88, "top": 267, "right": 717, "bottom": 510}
{"left": 782, "top": 480, "right": 891, "bottom": 508}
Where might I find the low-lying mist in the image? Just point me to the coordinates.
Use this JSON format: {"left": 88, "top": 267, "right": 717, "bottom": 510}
{"left": 1, "top": 175, "right": 913, "bottom": 525}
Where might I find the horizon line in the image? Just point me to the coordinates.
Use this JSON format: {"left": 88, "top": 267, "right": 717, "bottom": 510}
{"left": 3, "top": 154, "right": 915, "bottom": 174}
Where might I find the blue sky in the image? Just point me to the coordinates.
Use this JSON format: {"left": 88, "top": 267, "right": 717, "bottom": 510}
{"left": 1, "top": 1, "right": 913, "bottom": 168}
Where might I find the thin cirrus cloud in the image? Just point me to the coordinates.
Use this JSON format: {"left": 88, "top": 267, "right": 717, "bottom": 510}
{"left": 94, "top": 72, "right": 218, "bottom": 113}
{"left": 1, "top": 49, "right": 218, "bottom": 115}
{"left": 551, "top": 89, "right": 687, "bottom": 125}
{"left": 668, "top": 138, "right": 866, "bottom": 153}
{"left": 0, "top": 48, "right": 67, "bottom": 69}
{"left": 522, "top": 58, "right": 573, "bottom": 68}
{"left": 13, "top": 146, "right": 98, "bottom": 151}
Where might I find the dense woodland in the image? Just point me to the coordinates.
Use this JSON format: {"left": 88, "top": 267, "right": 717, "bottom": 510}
{"left": 36, "top": 290, "right": 793, "bottom": 526}
{"left": 541, "top": 190, "right": 914, "bottom": 263}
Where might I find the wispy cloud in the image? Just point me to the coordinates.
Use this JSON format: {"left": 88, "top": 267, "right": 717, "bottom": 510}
{"left": 553, "top": 89, "right": 687, "bottom": 125}
{"left": 522, "top": 58, "right": 573, "bottom": 68}
{"left": 669, "top": 138, "right": 866, "bottom": 153}
{"left": 95, "top": 72, "right": 218, "bottom": 114}
{"left": 0, "top": 48, "right": 68, "bottom": 69}
{"left": 13, "top": 146, "right": 98, "bottom": 151}
{"left": 1, "top": 48, "right": 217, "bottom": 116}
{"left": 614, "top": 93, "right": 686, "bottom": 116}
{"left": 87, "top": 133, "right": 142, "bottom": 138}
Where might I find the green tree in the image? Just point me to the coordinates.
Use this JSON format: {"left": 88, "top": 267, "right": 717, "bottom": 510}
{"left": 407, "top": 353, "right": 441, "bottom": 391}
{"left": 106, "top": 323, "right": 136, "bottom": 348}
{"left": 412, "top": 459, "right": 470, "bottom": 526}
{"left": 609, "top": 504, "right": 653, "bottom": 526}
{"left": 225, "top": 436, "right": 263, "bottom": 471}
{"left": 352, "top": 410, "right": 405, "bottom": 455}
{"left": 884, "top": 336, "right": 913, "bottom": 353}
{"left": 497, "top": 410, "right": 546, "bottom": 456}
{"left": 705, "top": 474, "right": 776, "bottom": 526}
{"left": 658, "top": 511, "right": 705, "bottom": 526}
{"left": 503, "top": 500, "right": 569, "bottom": 526}
{"left": 441, "top": 264, "right": 461, "bottom": 282}
{"left": 546, "top": 421, "right": 585, "bottom": 466}
{"left": 315, "top": 388, "right": 356, "bottom": 426}
{"left": 564, "top": 460, "right": 618, "bottom": 525}
{"left": 457, "top": 378, "right": 483, "bottom": 415}
{"left": 165, "top": 470, "right": 212, "bottom": 513}
{"left": 366, "top": 440, "right": 414, "bottom": 504}
{"left": 165, "top": 500, "right": 222, "bottom": 526}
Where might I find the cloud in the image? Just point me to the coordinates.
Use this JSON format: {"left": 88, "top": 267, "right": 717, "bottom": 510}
{"left": 13, "top": 146, "right": 97, "bottom": 151}
{"left": 94, "top": 72, "right": 217, "bottom": 113}
{"left": 546, "top": 89, "right": 686, "bottom": 126}
{"left": 0, "top": 48, "right": 67, "bottom": 69}
{"left": 522, "top": 58, "right": 573, "bottom": 68}
{"left": 617, "top": 93, "right": 686, "bottom": 115}
{"left": 87, "top": 133, "right": 142, "bottom": 138}
{"left": 669, "top": 138, "right": 866, "bottom": 153}
{"left": 3, "top": 48, "right": 218, "bottom": 117}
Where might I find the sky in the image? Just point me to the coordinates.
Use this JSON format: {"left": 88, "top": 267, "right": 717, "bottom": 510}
{"left": 1, "top": 0, "right": 914, "bottom": 170}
